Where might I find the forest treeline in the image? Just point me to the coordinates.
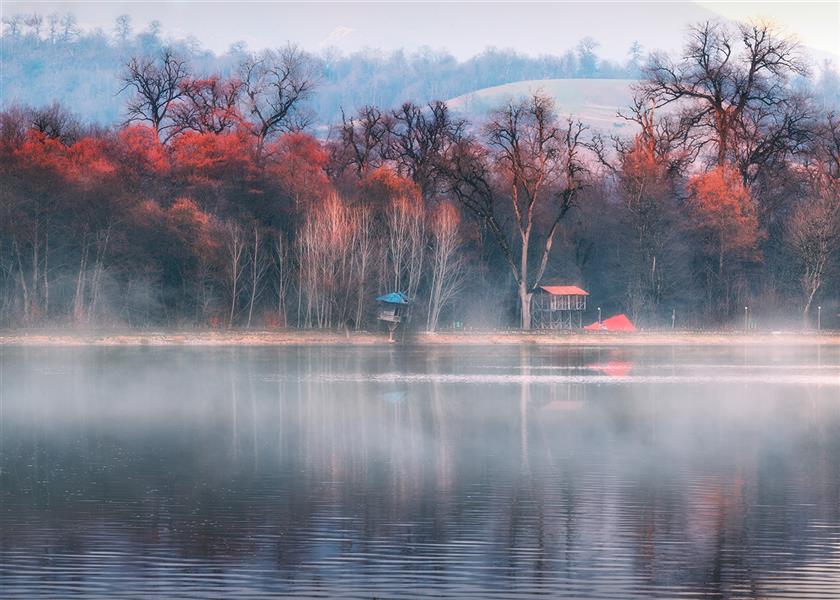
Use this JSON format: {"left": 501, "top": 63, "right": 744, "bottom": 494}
{"left": 1, "top": 20, "right": 839, "bottom": 331}
{"left": 1, "top": 12, "right": 651, "bottom": 126}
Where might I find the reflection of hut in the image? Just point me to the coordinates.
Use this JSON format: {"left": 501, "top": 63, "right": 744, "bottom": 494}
{"left": 532, "top": 285, "right": 589, "bottom": 329}
{"left": 377, "top": 292, "right": 410, "bottom": 341}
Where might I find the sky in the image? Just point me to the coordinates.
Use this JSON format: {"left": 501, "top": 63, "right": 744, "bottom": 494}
{"left": 4, "top": 1, "right": 839, "bottom": 62}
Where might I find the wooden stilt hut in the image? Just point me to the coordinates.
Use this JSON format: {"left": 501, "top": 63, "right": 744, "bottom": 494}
{"left": 532, "top": 285, "right": 589, "bottom": 329}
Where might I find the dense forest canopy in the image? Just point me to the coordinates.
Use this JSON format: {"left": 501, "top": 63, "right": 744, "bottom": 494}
{"left": 1, "top": 14, "right": 839, "bottom": 331}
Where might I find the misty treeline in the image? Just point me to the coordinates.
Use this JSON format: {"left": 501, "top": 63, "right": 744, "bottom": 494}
{"left": 1, "top": 12, "right": 651, "bottom": 127}
{"left": 1, "top": 20, "right": 840, "bottom": 331}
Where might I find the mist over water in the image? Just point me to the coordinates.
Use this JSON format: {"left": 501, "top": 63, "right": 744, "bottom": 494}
{"left": 2, "top": 345, "right": 840, "bottom": 598}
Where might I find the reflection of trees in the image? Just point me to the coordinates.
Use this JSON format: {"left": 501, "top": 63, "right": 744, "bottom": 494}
{"left": 3, "top": 346, "right": 840, "bottom": 595}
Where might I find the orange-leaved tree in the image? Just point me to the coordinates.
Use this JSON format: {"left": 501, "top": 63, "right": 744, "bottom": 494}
{"left": 687, "top": 165, "right": 761, "bottom": 318}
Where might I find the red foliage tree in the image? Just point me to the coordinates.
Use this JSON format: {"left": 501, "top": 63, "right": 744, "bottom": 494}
{"left": 687, "top": 165, "right": 761, "bottom": 317}
{"left": 115, "top": 125, "right": 169, "bottom": 176}
{"left": 265, "top": 132, "right": 331, "bottom": 211}
{"left": 171, "top": 130, "right": 256, "bottom": 183}
{"left": 357, "top": 166, "right": 422, "bottom": 209}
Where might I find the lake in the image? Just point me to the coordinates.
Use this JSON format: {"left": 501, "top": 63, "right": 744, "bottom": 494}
{"left": 2, "top": 344, "right": 840, "bottom": 598}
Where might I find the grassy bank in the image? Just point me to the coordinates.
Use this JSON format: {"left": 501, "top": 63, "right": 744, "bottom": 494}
{"left": 1, "top": 329, "right": 838, "bottom": 347}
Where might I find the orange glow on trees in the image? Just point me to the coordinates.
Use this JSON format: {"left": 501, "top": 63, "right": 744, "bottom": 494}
{"left": 687, "top": 165, "right": 761, "bottom": 317}
{"left": 266, "top": 132, "right": 331, "bottom": 210}
{"left": 1, "top": 18, "right": 838, "bottom": 330}
{"left": 170, "top": 130, "right": 257, "bottom": 183}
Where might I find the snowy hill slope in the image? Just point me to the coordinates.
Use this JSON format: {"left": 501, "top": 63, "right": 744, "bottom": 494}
{"left": 446, "top": 79, "right": 639, "bottom": 132}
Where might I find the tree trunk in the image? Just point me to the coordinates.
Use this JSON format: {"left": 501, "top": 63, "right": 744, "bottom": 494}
{"left": 12, "top": 238, "right": 30, "bottom": 323}
{"left": 226, "top": 223, "right": 245, "bottom": 328}
{"left": 43, "top": 230, "right": 49, "bottom": 318}
{"left": 519, "top": 229, "right": 531, "bottom": 330}
{"left": 803, "top": 283, "right": 818, "bottom": 324}
{"left": 229, "top": 271, "right": 238, "bottom": 328}
{"left": 31, "top": 223, "right": 39, "bottom": 318}
{"left": 88, "top": 226, "right": 111, "bottom": 323}
{"left": 73, "top": 238, "right": 89, "bottom": 324}
{"left": 426, "top": 266, "right": 439, "bottom": 332}
{"left": 718, "top": 243, "right": 726, "bottom": 319}
{"left": 519, "top": 280, "right": 532, "bottom": 330}
{"left": 274, "top": 234, "right": 288, "bottom": 328}
{"left": 247, "top": 225, "right": 260, "bottom": 329}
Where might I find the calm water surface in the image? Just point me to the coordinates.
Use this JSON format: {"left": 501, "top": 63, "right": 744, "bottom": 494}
{"left": 2, "top": 344, "right": 840, "bottom": 598}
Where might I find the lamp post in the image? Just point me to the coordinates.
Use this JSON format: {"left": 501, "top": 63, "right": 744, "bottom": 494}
{"left": 744, "top": 306, "right": 749, "bottom": 332}
{"left": 818, "top": 306, "right": 822, "bottom": 332}
{"left": 671, "top": 308, "right": 675, "bottom": 330}
{"left": 597, "top": 306, "right": 601, "bottom": 325}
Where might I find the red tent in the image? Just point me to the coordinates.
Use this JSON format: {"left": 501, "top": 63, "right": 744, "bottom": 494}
{"left": 584, "top": 313, "right": 636, "bottom": 332}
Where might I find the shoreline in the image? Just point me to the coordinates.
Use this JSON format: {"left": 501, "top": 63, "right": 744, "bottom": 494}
{"left": 1, "top": 329, "right": 839, "bottom": 347}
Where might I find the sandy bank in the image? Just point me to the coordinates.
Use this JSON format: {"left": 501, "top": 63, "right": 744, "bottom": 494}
{"left": 0, "top": 329, "right": 838, "bottom": 347}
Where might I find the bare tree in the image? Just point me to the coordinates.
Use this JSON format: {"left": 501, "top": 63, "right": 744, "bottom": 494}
{"left": 297, "top": 193, "right": 355, "bottom": 328}
{"left": 58, "top": 13, "right": 79, "bottom": 42}
{"left": 426, "top": 203, "right": 466, "bottom": 332}
{"left": 386, "top": 193, "right": 426, "bottom": 304}
{"left": 24, "top": 13, "right": 43, "bottom": 38}
{"left": 223, "top": 221, "right": 246, "bottom": 327}
{"left": 114, "top": 14, "right": 132, "bottom": 44}
{"left": 446, "top": 94, "right": 586, "bottom": 329}
{"left": 813, "top": 112, "right": 840, "bottom": 182}
{"left": 2, "top": 14, "right": 23, "bottom": 38}
{"left": 387, "top": 101, "right": 464, "bottom": 200}
{"left": 239, "top": 45, "right": 317, "bottom": 156}
{"left": 46, "top": 13, "right": 60, "bottom": 43}
{"left": 335, "top": 105, "right": 391, "bottom": 177}
{"left": 788, "top": 193, "right": 839, "bottom": 321}
{"left": 789, "top": 113, "right": 840, "bottom": 321}
{"left": 272, "top": 231, "right": 292, "bottom": 327}
{"left": 72, "top": 230, "right": 89, "bottom": 323}
{"left": 639, "top": 20, "right": 808, "bottom": 179}
{"left": 120, "top": 48, "right": 189, "bottom": 142}
{"left": 30, "top": 102, "right": 80, "bottom": 144}
{"left": 246, "top": 223, "right": 271, "bottom": 328}
{"left": 350, "top": 205, "right": 376, "bottom": 328}
{"left": 87, "top": 224, "right": 112, "bottom": 322}
{"left": 171, "top": 76, "right": 243, "bottom": 135}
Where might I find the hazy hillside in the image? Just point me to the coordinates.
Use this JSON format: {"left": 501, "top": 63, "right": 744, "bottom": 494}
{"left": 0, "top": 14, "right": 643, "bottom": 127}
{"left": 1, "top": 13, "right": 836, "bottom": 129}
{"left": 447, "top": 79, "right": 638, "bottom": 131}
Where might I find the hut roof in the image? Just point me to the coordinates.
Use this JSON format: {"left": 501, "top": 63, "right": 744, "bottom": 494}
{"left": 539, "top": 285, "right": 589, "bottom": 296}
{"left": 377, "top": 292, "right": 410, "bottom": 305}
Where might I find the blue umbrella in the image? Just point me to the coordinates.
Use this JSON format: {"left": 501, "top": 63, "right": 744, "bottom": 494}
{"left": 376, "top": 292, "right": 410, "bottom": 305}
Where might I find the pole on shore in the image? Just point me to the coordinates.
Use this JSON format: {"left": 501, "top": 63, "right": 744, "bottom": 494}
{"left": 671, "top": 308, "right": 675, "bottom": 330}
{"left": 818, "top": 306, "right": 821, "bottom": 332}
{"left": 744, "top": 306, "right": 749, "bottom": 332}
{"left": 597, "top": 307, "right": 601, "bottom": 325}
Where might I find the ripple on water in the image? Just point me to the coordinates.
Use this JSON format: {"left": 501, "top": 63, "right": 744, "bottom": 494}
{"left": 3, "top": 345, "right": 840, "bottom": 597}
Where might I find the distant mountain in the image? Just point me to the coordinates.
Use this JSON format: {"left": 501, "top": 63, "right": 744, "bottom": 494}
{"left": 446, "top": 79, "right": 639, "bottom": 132}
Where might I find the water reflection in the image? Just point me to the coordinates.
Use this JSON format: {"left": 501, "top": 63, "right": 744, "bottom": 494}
{"left": 2, "top": 345, "right": 840, "bottom": 598}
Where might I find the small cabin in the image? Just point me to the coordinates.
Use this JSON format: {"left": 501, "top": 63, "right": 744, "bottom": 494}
{"left": 532, "top": 285, "right": 589, "bottom": 329}
{"left": 377, "top": 292, "right": 410, "bottom": 341}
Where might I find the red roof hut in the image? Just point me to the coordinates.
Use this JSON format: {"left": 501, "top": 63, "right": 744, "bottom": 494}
{"left": 532, "top": 285, "right": 589, "bottom": 329}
